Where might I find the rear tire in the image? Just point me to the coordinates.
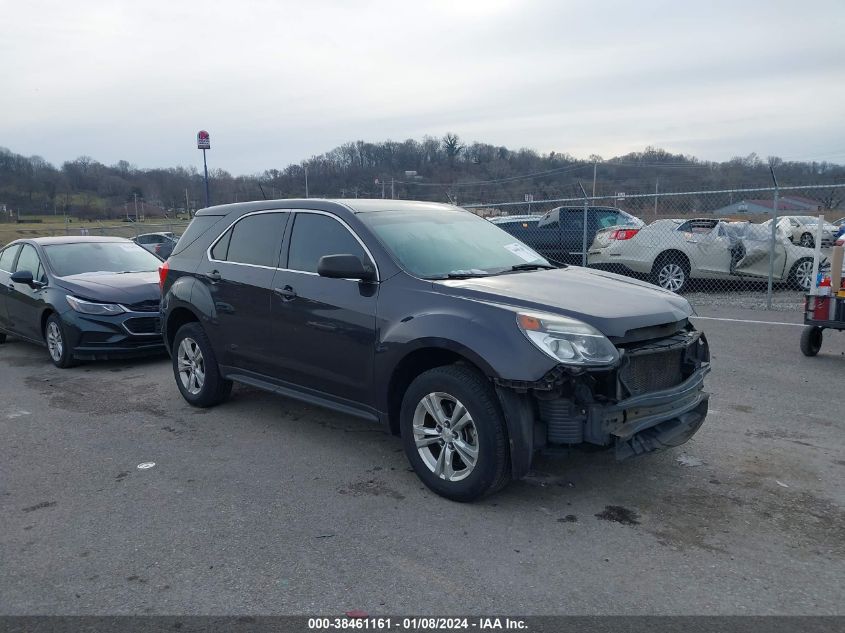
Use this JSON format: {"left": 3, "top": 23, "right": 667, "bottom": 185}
{"left": 45, "top": 314, "right": 77, "bottom": 368}
{"left": 789, "top": 258, "right": 814, "bottom": 291}
{"left": 651, "top": 253, "right": 689, "bottom": 293}
{"left": 400, "top": 365, "right": 511, "bottom": 502}
{"left": 171, "top": 322, "right": 232, "bottom": 407}
{"left": 799, "top": 233, "right": 814, "bottom": 248}
{"left": 800, "top": 326, "right": 822, "bottom": 357}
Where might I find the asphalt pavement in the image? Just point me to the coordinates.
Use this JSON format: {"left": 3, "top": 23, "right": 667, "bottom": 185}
{"left": 1, "top": 305, "right": 843, "bottom": 615}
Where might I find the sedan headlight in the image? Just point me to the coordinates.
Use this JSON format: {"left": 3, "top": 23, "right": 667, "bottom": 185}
{"left": 517, "top": 311, "right": 619, "bottom": 366}
{"left": 66, "top": 295, "right": 126, "bottom": 316}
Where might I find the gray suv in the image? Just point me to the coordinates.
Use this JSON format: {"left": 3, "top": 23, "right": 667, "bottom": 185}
{"left": 160, "top": 199, "right": 710, "bottom": 501}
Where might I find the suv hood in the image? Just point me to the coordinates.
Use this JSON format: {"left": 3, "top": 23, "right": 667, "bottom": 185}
{"left": 439, "top": 267, "right": 692, "bottom": 339}
{"left": 55, "top": 272, "right": 160, "bottom": 305}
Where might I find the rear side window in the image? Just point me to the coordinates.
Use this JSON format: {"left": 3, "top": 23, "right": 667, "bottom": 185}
{"left": 287, "top": 213, "right": 368, "bottom": 273}
{"left": 215, "top": 212, "right": 288, "bottom": 267}
{"left": 592, "top": 210, "right": 621, "bottom": 228}
{"left": 171, "top": 215, "right": 225, "bottom": 256}
{"left": 0, "top": 244, "right": 20, "bottom": 271}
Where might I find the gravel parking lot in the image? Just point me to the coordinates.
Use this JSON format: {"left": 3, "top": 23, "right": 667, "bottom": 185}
{"left": 1, "top": 304, "right": 843, "bottom": 615}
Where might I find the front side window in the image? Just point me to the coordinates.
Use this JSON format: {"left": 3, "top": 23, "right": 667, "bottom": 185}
{"left": 15, "top": 244, "right": 42, "bottom": 277}
{"left": 212, "top": 212, "right": 288, "bottom": 268}
{"left": 359, "top": 208, "right": 548, "bottom": 279}
{"left": 0, "top": 244, "right": 20, "bottom": 271}
{"left": 287, "top": 213, "right": 369, "bottom": 273}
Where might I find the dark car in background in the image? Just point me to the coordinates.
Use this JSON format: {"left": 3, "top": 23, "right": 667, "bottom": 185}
{"left": 491, "top": 206, "right": 642, "bottom": 265}
{"left": 131, "top": 232, "right": 177, "bottom": 259}
{"left": 0, "top": 237, "right": 165, "bottom": 367}
{"left": 160, "top": 199, "right": 710, "bottom": 501}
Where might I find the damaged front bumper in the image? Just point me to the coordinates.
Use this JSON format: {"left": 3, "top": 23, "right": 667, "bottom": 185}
{"left": 589, "top": 368, "right": 709, "bottom": 459}
{"left": 496, "top": 326, "right": 711, "bottom": 472}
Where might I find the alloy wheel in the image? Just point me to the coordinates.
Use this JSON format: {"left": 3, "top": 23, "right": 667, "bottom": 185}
{"left": 177, "top": 337, "right": 206, "bottom": 395}
{"left": 658, "top": 262, "right": 686, "bottom": 292}
{"left": 46, "top": 322, "right": 63, "bottom": 362}
{"left": 795, "top": 260, "right": 813, "bottom": 290}
{"left": 799, "top": 233, "right": 814, "bottom": 248}
{"left": 412, "top": 392, "right": 479, "bottom": 482}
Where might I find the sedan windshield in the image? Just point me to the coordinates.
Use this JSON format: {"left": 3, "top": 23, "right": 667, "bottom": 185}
{"left": 360, "top": 208, "right": 550, "bottom": 278}
{"left": 43, "top": 242, "right": 163, "bottom": 277}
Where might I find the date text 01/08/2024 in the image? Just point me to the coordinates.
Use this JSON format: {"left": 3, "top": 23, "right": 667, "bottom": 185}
{"left": 307, "top": 617, "right": 528, "bottom": 630}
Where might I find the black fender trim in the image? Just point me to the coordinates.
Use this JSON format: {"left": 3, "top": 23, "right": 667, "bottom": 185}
{"left": 494, "top": 386, "right": 538, "bottom": 480}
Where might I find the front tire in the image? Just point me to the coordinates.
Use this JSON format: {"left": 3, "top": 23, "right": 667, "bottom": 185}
{"left": 171, "top": 322, "right": 232, "bottom": 407}
{"left": 45, "top": 314, "right": 77, "bottom": 368}
{"left": 800, "top": 326, "right": 822, "bottom": 357}
{"left": 400, "top": 365, "right": 510, "bottom": 502}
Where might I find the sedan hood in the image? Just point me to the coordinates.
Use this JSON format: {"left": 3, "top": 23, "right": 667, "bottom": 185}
{"left": 439, "top": 267, "right": 693, "bottom": 339}
{"left": 55, "top": 272, "right": 160, "bottom": 305}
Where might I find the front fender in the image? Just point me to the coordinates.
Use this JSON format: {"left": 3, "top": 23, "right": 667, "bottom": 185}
{"left": 378, "top": 308, "right": 556, "bottom": 384}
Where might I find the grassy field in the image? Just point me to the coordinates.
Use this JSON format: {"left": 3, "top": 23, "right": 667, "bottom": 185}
{"left": 0, "top": 217, "right": 189, "bottom": 247}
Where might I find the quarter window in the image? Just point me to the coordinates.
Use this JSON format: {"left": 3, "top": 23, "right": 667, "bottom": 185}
{"left": 287, "top": 213, "right": 369, "bottom": 273}
{"left": 212, "top": 213, "right": 288, "bottom": 267}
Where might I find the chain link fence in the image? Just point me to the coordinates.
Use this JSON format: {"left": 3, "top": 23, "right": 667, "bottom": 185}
{"left": 464, "top": 184, "right": 845, "bottom": 312}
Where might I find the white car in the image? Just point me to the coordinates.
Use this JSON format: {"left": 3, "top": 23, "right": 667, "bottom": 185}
{"left": 588, "top": 218, "right": 818, "bottom": 292}
{"left": 761, "top": 216, "right": 837, "bottom": 249}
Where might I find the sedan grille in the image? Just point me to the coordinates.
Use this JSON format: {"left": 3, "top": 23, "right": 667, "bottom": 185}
{"left": 124, "top": 299, "right": 161, "bottom": 313}
{"left": 123, "top": 317, "right": 161, "bottom": 336}
{"left": 620, "top": 348, "right": 684, "bottom": 395}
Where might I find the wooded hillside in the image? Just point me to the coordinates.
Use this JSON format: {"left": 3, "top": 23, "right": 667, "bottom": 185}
{"left": 2, "top": 136, "right": 843, "bottom": 220}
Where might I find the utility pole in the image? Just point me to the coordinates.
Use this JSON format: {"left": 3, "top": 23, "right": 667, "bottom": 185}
{"left": 381, "top": 180, "right": 385, "bottom": 199}
{"left": 304, "top": 166, "right": 309, "bottom": 198}
{"left": 592, "top": 160, "right": 598, "bottom": 197}
{"left": 133, "top": 193, "right": 138, "bottom": 222}
{"left": 197, "top": 130, "right": 211, "bottom": 208}
{"left": 391, "top": 178, "right": 395, "bottom": 199}
{"left": 185, "top": 188, "right": 190, "bottom": 218}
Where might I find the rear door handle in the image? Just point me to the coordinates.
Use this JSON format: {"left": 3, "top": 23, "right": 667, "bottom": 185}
{"left": 274, "top": 285, "right": 297, "bottom": 301}
{"left": 204, "top": 270, "right": 222, "bottom": 282}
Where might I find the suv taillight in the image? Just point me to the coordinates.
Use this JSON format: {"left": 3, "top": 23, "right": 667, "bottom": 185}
{"left": 158, "top": 260, "right": 169, "bottom": 291}
{"left": 610, "top": 228, "right": 640, "bottom": 240}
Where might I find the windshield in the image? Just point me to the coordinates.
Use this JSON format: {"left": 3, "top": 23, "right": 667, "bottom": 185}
{"left": 359, "top": 208, "right": 550, "bottom": 278}
{"left": 43, "top": 242, "right": 163, "bottom": 277}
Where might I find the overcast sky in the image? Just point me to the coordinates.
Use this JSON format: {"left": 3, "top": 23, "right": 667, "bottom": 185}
{"left": 2, "top": 0, "right": 844, "bottom": 174}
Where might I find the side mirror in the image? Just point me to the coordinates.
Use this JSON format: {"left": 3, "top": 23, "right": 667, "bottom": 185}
{"left": 10, "top": 270, "right": 43, "bottom": 288}
{"left": 317, "top": 254, "right": 376, "bottom": 282}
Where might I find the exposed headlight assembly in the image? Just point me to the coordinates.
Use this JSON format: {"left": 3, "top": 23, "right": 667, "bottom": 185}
{"left": 66, "top": 295, "right": 126, "bottom": 316}
{"left": 517, "top": 311, "right": 619, "bottom": 366}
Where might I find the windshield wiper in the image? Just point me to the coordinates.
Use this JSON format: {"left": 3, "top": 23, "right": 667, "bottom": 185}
{"left": 427, "top": 270, "right": 493, "bottom": 280}
{"left": 508, "top": 263, "right": 558, "bottom": 271}
{"left": 115, "top": 270, "right": 155, "bottom": 274}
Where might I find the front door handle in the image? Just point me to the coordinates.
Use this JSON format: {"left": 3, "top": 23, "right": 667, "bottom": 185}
{"left": 274, "top": 285, "right": 297, "bottom": 301}
{"left": 204, "top": 270, "right": 222, "bottom": 282}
